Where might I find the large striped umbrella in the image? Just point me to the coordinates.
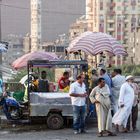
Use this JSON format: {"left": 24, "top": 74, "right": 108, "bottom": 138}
{"left": 12, "top": 51, "right": 59, "bottom": 69}
{"left": 67, "top": 31, "right": 127, "bottom": 56}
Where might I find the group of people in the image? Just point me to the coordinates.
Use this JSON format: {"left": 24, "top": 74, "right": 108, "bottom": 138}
{"left": 0, "top": 67, "right": 139, "bottom": 136}
{"left": 69, "top": 68, "right": 139, "bottom": 137}
{"left": 30, "top": 71, "right": 70, "bottom": 93}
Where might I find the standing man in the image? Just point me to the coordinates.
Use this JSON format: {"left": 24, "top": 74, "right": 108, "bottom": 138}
{"left": 127, "top": 76, "right": 139, "bottom": 131}
{"left": 112, "top": 75, "right": 135, "bottom": 132}
{"left": 100, "top": 69, "right": 113, "bottom": 113}
{"left": 38, "top": 71, "right": 49, "bottom": 92}
{"left": 90, "top": 78, "right": 116, "bottom": 137}
{"left": 69, "top": 74, "right": 87, "bottom": 134}
{"left": 112, "top": 69, "right": 125, "bottom": 114}
{"left": 100, "top": 69, "right": 112, "bottom": 91}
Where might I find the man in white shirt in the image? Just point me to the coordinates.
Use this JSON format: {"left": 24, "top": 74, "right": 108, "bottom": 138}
{"left": 112, "top": 69, "right": 125, "bottom": 114}
{"left": 69, "top": 74, "right": 87, "bottom": 134}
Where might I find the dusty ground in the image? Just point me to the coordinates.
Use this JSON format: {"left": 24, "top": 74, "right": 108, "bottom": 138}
{"left": 0, "top": 114, "right": 140, "bottom": 140}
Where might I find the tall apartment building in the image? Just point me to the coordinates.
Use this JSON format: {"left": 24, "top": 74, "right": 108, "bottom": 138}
{"left": 86, "top": 0, "right": 140, "bottom": 65}
{"left": 127, "top": 26, "right": 140, "bottom": 64}
{"left": 69, "top": 16, "right": 87, "bottom": 41}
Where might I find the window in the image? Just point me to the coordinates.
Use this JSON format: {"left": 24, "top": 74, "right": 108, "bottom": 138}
{"left": 117, "top": 6, "right": 121, "bottom": 10}
{"left": 123, "top": 39, "right": 127, "bottom": 44}
{"left": 110, "top": 7, "right": 113, "bottom": 11}
{"left": 124, "top": 7, "right": 129, "bottom": 11}
{"left": 124, "top": 15, "right": 128, "bottom": 20}
{"left": 132, "top": 6, "right": 135, "bottom": 11}
{"left": 117, "top": 32, "right": 121, "bottom": 35}
{"left": 109, "top": 16, "right": 114, "bottom": 20}
{"left": 56, "top": 46, "right": 64, "bottom": 52}
{"left": 118, "top": 23, "right": 121, "bottom": 27}
{"left": 100, "top": 2, "right": 103, "bottom": 10}
{"left": 46, "top": 45, "right": 55, "bottom": 52}
{"left": 138, "top": 6, "right": 140, "bottom": 11}
{"left": 109, "top": 23, "right": 114, "bottom": 28}
{"left": 124, "top": 32, "right": 128, "bottom": 36}
{"left": 100, "top": 15, "right": 104, "bottom": 21}
{"left": 138, "top": 18, "right": 140, "bottom": 26}
{"left": 124, "top": 23, "right": 128, "bottom": 28}
{"left": 108, "top": 32, "right": 113, "bottom": 36}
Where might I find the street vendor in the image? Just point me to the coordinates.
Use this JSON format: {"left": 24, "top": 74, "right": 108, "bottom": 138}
{"left": 58, "top": 71, "right": 70, "bottom": 90}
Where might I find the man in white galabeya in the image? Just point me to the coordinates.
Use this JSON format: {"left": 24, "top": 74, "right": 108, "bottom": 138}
{"left": 112, "top": 75, "right": 135, "bottom": 132}
{"left": 69, "top": 74, "right": 87, "bottom": 134}
{"left": 112, "top": 69, "right": 125, "bottom": 114}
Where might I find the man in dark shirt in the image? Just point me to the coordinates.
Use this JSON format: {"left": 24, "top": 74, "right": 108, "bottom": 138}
{"left": 38, "top": 71, "right": 49, "bottom": 92}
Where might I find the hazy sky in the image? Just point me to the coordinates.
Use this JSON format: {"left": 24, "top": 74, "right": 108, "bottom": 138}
{"left": 1, "top": 0, "right": 85, "bottom": 42}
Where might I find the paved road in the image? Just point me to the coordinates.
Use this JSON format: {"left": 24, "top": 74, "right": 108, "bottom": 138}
{"left": 0, "top": 115, "right": 140, "bottom": 140}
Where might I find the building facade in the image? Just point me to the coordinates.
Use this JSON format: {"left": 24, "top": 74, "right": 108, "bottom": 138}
{"left": 2, "top": 35, "right": 24, "bottom": 66}
{"left": 41, "top": 42, "right": 67, "bottom": 59}
{"left": 23, "top": 34, "right": 31, "bottom": 53}
{"left": 69, "top": 15, "right": 87, "bottom": 41}
{"left": 68, "top": 15, "right": 88, "bottom": 60}
{"left": 31, "top": 0, "right": 41, "bottom": 52}
{"left": 86, "top": 0, "right": 140, "bottom": 65}
{"left": 127, "top": 26, "right": 140, "bottom": 65}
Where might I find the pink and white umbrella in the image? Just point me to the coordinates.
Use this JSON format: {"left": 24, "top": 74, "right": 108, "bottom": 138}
{"left": 12, "top": 51, "right": 59, "bottom": 69}
{"left": 67, "top": 31, "right": 127, "bottom": 56}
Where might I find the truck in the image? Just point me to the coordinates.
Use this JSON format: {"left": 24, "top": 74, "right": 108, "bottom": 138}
{"left": 26, "top": 60, "right": 89, "bottom": 129}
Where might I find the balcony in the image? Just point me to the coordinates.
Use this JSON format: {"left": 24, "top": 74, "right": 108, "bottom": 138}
{"left": 124, "top": 27, "right": 129, "bottom": 31}
{"left": 107, "top": 27, "right": 115, "bottom": 32}
{"left": 107, "top": 18, "right": 115, "bottom": 23}
{"left": 124, "top": 17, "right": 129, "bottom": 22}
{"left": 87, "top": 19, "right": 93, "bottom": 23}
{"left": 124, "top": 35, "right": 128, "bottom": 39}
{"left": 131, "top": 1, "right": 136, "bottom": 6}
{"left": 87, "top": 3, "right": 92, "bottom": 8}
{"left": 87, "top": 11, "right": 93, "bottom": 15}
{"left": 107, "top": 2, "right": 116, "bottom": 7}
{"left": 107, "top": 11, "right": 116, "bottom": 16}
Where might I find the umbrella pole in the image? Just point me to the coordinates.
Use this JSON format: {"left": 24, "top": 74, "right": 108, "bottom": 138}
{"left": 37, "top": 67, "right": 40, "bottom": 75}
{"left": 95, "top": 55, "right": 97, "bottom": 68}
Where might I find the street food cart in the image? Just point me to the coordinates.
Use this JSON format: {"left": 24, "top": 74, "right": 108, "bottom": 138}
{"left": 27, "top": 60, "right": 89, "bottom": 129}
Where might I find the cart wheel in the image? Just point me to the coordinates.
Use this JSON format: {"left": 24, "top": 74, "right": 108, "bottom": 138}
{"left": 10, "top": 108, "right": 23, "bottom": 120}
{"left": 47, "top": 113, "right": 64, "bottom": 130}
